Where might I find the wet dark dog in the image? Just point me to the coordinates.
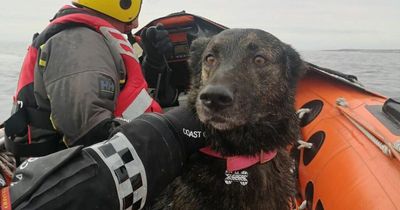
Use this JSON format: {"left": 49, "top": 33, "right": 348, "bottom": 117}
{"left": 154, "top": 28, "right": 305, "bottom": 210}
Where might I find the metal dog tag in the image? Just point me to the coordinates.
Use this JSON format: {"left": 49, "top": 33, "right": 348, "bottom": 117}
{"left": 224, "top": 170, "right": 248, "bottom": 186}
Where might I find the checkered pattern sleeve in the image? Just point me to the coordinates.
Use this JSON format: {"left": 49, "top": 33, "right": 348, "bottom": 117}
{"left": 86, "top": 132, "right": 147, "bottom": 210}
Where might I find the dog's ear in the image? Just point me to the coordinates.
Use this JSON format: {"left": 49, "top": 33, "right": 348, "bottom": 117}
{"left": 186, "top": 37, "right": 211, "bottom": 108}
{"left": 188, "top": 37, "right": 211, "bottom": 76}
{"left": 284, "top": 44, "right": 307, "bottom": 82}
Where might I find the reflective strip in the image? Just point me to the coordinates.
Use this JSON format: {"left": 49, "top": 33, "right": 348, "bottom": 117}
{"left": 0, "top": 187, "right": 11, "bottom": 210}
{"left": 38, "top": 59, "right": 46, "bottom": 67}
{"left": 122, "top": 89, "right": 153, "bottom": 120}
{"left": 88, "top": 132, "right": 147, "bottom": 210}
{"left": 49, "top": 113, "right": 57, "bottom": 130}
{"left": 132, "top": 42, "right": 143, "bottom": 58}
{"left": 99, "top": 26, "right": 139, "bottom": 61}
{"left": 39, "top": 44, "right": 47, "bottom": 68}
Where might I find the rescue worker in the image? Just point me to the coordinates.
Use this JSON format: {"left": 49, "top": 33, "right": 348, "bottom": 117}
{"left": 3, "top": 0, "right": 173, "bottom": 160}
{"left": 0, "top": 106, "right": 206, "bottom": 210}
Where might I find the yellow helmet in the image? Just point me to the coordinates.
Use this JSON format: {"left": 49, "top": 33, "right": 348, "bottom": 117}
{"left": 72, "top": 0, "right": 143, "bottom": 23}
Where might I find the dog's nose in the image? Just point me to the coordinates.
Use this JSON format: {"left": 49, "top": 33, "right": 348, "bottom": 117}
{"left": 199, "top": 85, "right": 233, "bottom": 110}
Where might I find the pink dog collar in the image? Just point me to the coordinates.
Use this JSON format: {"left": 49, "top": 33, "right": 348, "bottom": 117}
{"left": 199, "top": 146, "right": 277, "bottom": 172}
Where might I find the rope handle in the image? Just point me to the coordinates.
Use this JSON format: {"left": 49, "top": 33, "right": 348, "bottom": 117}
{"left": 296, "top": 108, "right": 311, "bottom": 120}
{"left": 297, "top": 140, "right": 313, "bottom": 150}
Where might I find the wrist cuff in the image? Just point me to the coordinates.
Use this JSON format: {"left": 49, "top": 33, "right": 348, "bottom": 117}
{"left": 142, "top": 56, "right": 166, "bottom": 73}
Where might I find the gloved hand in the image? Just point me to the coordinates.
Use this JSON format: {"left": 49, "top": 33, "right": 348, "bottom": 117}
{"left": 140, "top": 23, "right": 173, "bottom": 71}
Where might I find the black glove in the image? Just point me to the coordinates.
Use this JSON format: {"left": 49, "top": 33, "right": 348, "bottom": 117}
{"left": 140, "top": 24, "right": 173, "bottom": 71}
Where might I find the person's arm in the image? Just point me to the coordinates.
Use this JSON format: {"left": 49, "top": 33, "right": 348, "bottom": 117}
{"left": 34, "top": 27, "right": 121, "bottom": 146}
{"left": 2, "top": 106, "right": 204, "bottom": 210}
{"left": 140, "top": 24, "right": 178, "bottom": 107}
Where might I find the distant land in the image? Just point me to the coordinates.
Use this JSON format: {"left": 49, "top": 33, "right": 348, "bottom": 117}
{"left": 323, "top": 49, "right": 400, "bottom": 53}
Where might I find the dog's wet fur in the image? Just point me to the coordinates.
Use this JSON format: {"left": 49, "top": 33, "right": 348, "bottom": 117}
{"left": 153, "top": 28, "right": 306, "bottom": 210}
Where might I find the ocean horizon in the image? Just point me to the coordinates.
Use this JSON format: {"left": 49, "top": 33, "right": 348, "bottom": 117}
{"left": 0, "top": 41, "right": 399, "bottom": 121}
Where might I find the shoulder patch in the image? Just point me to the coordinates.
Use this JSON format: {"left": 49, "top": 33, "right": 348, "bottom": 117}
{"left": 99, "top": 77, "right": 115, "bottom": 100}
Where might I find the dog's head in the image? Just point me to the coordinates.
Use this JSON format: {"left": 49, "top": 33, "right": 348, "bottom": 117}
{"left": 188, "top": 29, "right": 305, "bottom": 132}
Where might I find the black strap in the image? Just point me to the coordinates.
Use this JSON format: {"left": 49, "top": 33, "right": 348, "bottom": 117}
{"left": 4, "top": 107, "right": 62, "bottom": 158}
{"left": 127, "top": 32, "right": 137, "bottom": 45}
{"left": 383, "top": 98, "right": 400, "bottom": 125}
{"left": 4, "top": 135, "right": 62, "bottom": 158}
{"left": 4, "top": 107, "right": 54, "bottom": 138}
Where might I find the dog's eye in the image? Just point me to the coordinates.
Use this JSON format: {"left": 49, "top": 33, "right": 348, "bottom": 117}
{"left": 254, "top": 55, "right": 266, "bottom": 66}
{"left": 205, "top": 54, "right": 217, "bottom": 66}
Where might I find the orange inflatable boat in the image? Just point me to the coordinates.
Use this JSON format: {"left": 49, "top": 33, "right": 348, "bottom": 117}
{"left": 137, "top": 12, "right": 400, "bottom": 210}
{"left": 1, "top": 11, "right": 398, "bottom": 210}
{"left": 294, "top": 63, "right": 400, "bottom": 210}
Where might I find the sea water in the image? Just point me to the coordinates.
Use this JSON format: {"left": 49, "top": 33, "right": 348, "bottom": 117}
{"left": 301, "top": 49, "right": 400, "bottom": 98}
{"left": 0, "top": 42, "right": 26, "bottom": 122}
{"left": 0, "top": 42, "right": 399, "bottom": 121}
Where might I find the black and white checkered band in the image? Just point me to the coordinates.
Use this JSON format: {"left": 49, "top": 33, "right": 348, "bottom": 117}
{"left": 88, "top": 132, "right": 147, "bottom": 210}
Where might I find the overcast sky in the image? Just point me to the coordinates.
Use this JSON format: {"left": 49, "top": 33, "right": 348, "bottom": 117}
{"left": 1, "top": 0, "right": 399, "bottom": 50}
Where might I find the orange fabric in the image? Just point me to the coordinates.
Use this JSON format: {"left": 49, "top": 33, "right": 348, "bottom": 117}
{"left": 169, "top": 32, "right": 187, "bottom": 43}
{"left": 295, "top": 68, "right": 400, "bottom": 209}
{"left": 154, "top": 15, "right": 194, "bottom": 27}
{"left": 0, "top": 187, "right": 11, "bottom": 210}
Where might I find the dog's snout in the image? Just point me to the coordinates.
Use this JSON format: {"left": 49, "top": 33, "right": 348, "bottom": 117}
{"left": 199, "top": 85, "right": 233, "bottom": 110}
